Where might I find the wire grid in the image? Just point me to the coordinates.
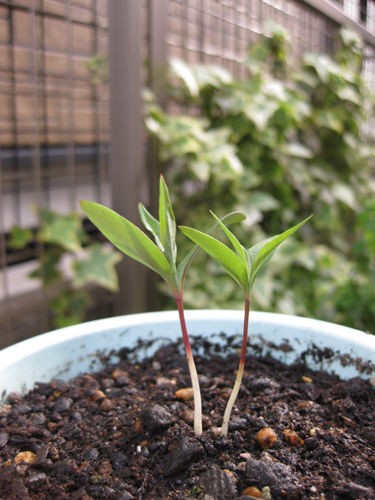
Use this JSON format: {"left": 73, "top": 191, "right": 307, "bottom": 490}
{"left": 165, "top": 0, "right": 339, "bottom": 75}
{"left": 0, "top": 0, "right": 111, "bottom": 344}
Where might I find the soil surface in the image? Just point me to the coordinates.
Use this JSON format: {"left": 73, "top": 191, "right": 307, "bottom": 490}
{"left": 0, "top": 335, "right": 374, "bottom": 499}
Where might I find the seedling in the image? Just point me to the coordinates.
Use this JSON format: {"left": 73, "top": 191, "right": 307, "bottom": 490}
{"left": 80, "top": 176, "right": 243, "bottom": 436}
{"left": 180, "top": 212, "right": 312, "bottom": 436}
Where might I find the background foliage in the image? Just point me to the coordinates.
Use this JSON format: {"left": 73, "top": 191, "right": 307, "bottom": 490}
{"left": 9, "top": 208, "right": 121, "bottom": 328}
{"left": 145, "top": 25, "right": 375, "bottom": 332}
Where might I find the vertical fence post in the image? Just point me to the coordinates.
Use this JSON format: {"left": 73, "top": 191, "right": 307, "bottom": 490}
{"left": 146, "top": 0, "right": 168, "bottom": 310}
{"left": 149, "top": 0, "right": 168, "bottom": 106}
{"left": 108, "top": 1, "right": 147, "bottom": 314}
{"left": 148, "top": 0, "right": 168, "bottom": 187}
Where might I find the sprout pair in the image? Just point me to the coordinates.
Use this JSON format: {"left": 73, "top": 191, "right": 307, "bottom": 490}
{"left": 81, "top": 176, "right": 311, "bottom": 437}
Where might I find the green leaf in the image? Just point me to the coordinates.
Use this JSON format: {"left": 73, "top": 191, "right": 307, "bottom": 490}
{"left": 179, "top": 226, "right": 247, "bottom": 289}
{"left": 176, "top": 246, "right": 197, "bottom": 287}
{"left": 248, "top": 215, "right": 313, "bottom": 288}
{"left": 281, "top": 142, "right": 313, "bottom": 159}
{"left": 194, "top": 64, "right": 232, "bottom": 89}
{"left": 170, "top": 58, "right": 199, "bottom": 97}
{"left": 73, "top": 243, "right": 122, "bottom": 292}
{"left": 210, "top": 211, "right": 249, "bottom": 268}
{"left": 221, "top": 211, "right": 247, "bottom": 226}
{"left": 8, "top": 226, "right": 33, "bottom": 250}
{"left": 314, "top": 111, "right": 343, "bottom": 133}
{"left": 176, "top": 211, "right": 246, "bottom": 285}
{"left": 138, "top": 203, "right": 163, "bottom": 251}
{"left": 30, "top": 251, "right": 63, "bottom": 286}
{"left": 331, "top": 184, "right": 358, "bottom": 210}
{"left": 159, "top": 176, "right": 177, "bottom": 267}
{"left": 80, "top": 200, "right": 172, "bottom": 284}
{"left": 191, "top": 160, "right": 210, "bottom": 182}
{"left": 38, "top": 208, "right": 84, "bottom": 253}
{"left": 50, "top": 289, "right": 91, "bottom": 328}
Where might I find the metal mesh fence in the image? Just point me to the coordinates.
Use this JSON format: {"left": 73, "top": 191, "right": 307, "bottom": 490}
{"left": 165, "top": 0, "right": 338, "bottom": 70}
{"left": 0, "top": 0, "right": 111, "bottom": 345}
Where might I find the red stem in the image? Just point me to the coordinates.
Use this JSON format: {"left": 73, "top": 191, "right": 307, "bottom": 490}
{"left": 174, "top": 292, "right": 193, "bottom": 359}
{"left": 240, "top": 296, "right": 251, "bottom": 369}
{"left": 220, "top": 295, "right": 251, "bottom": 436}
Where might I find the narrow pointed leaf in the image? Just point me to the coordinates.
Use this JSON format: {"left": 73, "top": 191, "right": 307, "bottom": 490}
{"left": 159, "top": 176, "right": 177, "bottom": 266}
{"left": 80, "top": 200, "right": 172, "bottom": 283}
{"left": 248, "top": 215, "right": 312, "bottom": 288}
{"left": 138, "top": 203, "right": 163, "bottom": 251}
{"left": 180, "top": 226, "right": 247, "bottom": 289}
{"left": 176, "top": 246, "right": 196, "bottom": 285}
{"left": 177, "top": 211, "right": 246, "bottom": 286}
{"left": 210, "top": 211, "right": 249, "bottom": 268}
{"left": 220, "top": 211, "right": 246, "bottom": 226}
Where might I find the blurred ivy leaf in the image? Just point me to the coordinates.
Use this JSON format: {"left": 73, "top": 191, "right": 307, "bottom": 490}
{"left": 86, "top": 55, "right": 109, "bottom": 85}
{"left": 194, "top": 64, "right": 232, "bottom": 89}
{"left": 340, "top": 27, "right": 361, "bottom": 50}
{"left": 51, "top": 289, "right": 91, "bottom": 328}
{"left": 38, "top": 208, "right": 85, "bottom": 252}
{"left": 281, "top": 142, "right": 313, "bottom": 158}
{"left": 191, "top": 160, "right": 210, "bottom": 182}
{"left": 73, "top": 244, "right": 122, "bottom": 292}
{"left": 238, "top": 192, "right": 279, "bottom": 225}
{"left": 304, "top": 54, "right": 340, "bottom": 83}
{"left": 144, "top": 116, "right": 162, "bottom": 135}
{"left": 331, "top": 184, "right": 358, "bottom": 210}
{"left": 8, "top": 226, "right": 33, "bottom": 250}
{"left": 30, "top": 251, "right": 63, "bottom": 286}
{"left": 244, "top": 96, "right": 278, "bottom": 130}
{"left": 336, "top": 85, "right": 361, "bottom": 105}
{"left": 170, "top": 58, "right": 199, "bottom": 97}
{"left": 313, "top": 111, "right": 343, "bottom": 132}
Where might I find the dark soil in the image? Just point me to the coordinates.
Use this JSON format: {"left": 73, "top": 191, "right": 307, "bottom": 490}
{"left": 0, "top": 335, "right": 374, "bottom": 499}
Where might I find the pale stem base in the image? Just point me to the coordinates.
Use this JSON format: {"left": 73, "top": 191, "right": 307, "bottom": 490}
{"left": 187, "top": 356, "right": 203, "bottom": 436}
{"left": 175, "top": 294, "right": 203, "bottom": 436}
{"left": 219, "top": 297, "right": 250, "bottom": 437}
{"left": 220, "top": 363, "right": 245, "bottom": 436}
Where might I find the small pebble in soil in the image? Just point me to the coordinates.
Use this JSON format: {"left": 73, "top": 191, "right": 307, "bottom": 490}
{"left": 156, "top": 376, "right": 175, "bottom": 386}
{"left": 53, "top": 397, "right": 72, "bottom": 413}
{"left": 245, "top": 454, "right": 302, "bottom": 498}
{"left": 0, "top": 432, "right": 9, "bottom": 448}
{"left": 198, "top": 468, "right": 238, "bottom": 499}
{"left": 14, "top": 451, "right": 37, "bottom": 465}
{"left": 175, "top": 387, "right": 194, "bottom": 400}
{"left": 91, "top": 389, "right": 107, "bottom": 402}
{"left": 336, "top": 480, "right": 375, "bottom": 498}
{"left": 27, "top": 471, "right": 48, "bottom": 487}
{"left": 255, "top": 427, "right": 278, "bottom": 448}
{"left": 163, "top": 436, "right": 203, "bottom": 476}
{"left": 99, "top": 397, "right": 113, "bottom": 411}
{"left": 228, "top": 416, "right": 248, "bottom": 431}
{"left": 242, "top": 485, "right": 262, "bottom": 497}
{"left": 111, "top": 368, "right": 131, "bottom": 386}
{"left": 283, "top": 429, "right": 304, "bottom": 447}
{"left": 140, "top": 403, "right": 175, "bottom": 432}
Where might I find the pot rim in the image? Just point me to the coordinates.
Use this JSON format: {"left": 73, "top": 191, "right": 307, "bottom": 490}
{"left": 1, "top": 309, "right": 374, "bottom": 361}
{"left": 0, "top": 311, "right": 374, "bottom": 399}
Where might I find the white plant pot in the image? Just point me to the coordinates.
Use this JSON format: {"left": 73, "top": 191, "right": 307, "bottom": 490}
{"left": 0, "top": 310, "right": 374, "bottom": 401}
